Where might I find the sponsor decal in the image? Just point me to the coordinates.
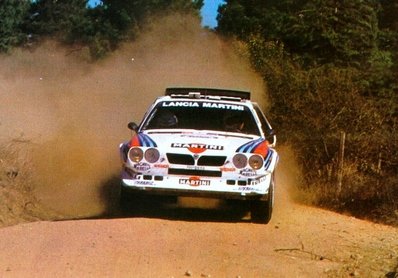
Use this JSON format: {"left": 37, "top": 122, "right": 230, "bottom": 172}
{"left": 154, "top": 164, "right": 169, "bottom": 169}
{"left": 162, "top": 102, "right": 200, "bottom": 108}
{"left": 171, "top": 143, "right": 224, "bottom": 153}
{"left": 202, "top": 102, "right": 244, "bottom": 111}
{"left": 220, "top": 167, "right": 236, "bottom": 172}
{"left": 161, "top": 101, "right": 244, "bottom": 111}
{"left": 250, "top": 176, "right": 267, "bottom": 185}
{"left": 134, "top": 162, "right": 150, "bottom": 172}
{"left": 179, "top": 176, "right": 211, "bottom": 186}
{"left": 181, "top": 134, "right": 217, "bottom": 139}
{"left": 240, "top": 168, "right": 256, "bottom": 177}
{"left": 134, "top": 181, "right": 154, "bottom": 186}
{"left": 238, "top": 186, "right": 258, "bottom": 192}
{"left": 187, "top": 165, "right": 205, "bottom": 170}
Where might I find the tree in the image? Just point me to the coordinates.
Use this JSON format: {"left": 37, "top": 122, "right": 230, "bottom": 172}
{"left": 26, "top": 0, "right": 89, "bottom": 37}
{"left": 378, "top": 0, "right": 398, "bottom": 94}
{"left": 85, "top": 0, "right": 204, "bottom": 58}
{"left": 98, "top": 0, "right": 203, "bottom": 32}
{"left": 217, "top": 0, "right": 398, "bottom": 218}
{"left": 218, "top": 0, "right": 383, "bottom": 68}
{"left": 0, "top": 0, "right": 30, "bottom": 52}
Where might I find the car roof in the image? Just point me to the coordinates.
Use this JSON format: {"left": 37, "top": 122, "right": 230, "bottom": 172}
{"left": 165, "top": 87, "right": 251, "bottom": 101}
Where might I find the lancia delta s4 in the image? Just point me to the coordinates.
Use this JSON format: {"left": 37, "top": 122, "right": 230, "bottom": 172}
{"left": 119, "top": 88, "right": 279, "bottom": 223}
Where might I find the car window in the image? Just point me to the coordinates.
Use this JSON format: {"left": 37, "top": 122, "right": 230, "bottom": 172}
{"left": 253, "top": 104, "right": 275, "bottom": 141}
{"left": 142, "top": 101, "right": 261, "bottom": 135}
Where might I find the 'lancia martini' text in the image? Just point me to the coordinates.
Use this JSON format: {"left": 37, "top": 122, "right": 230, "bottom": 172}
{"left": 162, "top": 101, "right": 244, "bottom": 111}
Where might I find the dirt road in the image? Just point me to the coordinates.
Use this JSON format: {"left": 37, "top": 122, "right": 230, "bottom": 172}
{"left": 0, "top": 149, "right": 397, "bottom": 278}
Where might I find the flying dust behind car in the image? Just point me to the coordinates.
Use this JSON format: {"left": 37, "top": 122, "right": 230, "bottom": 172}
{"left": 119, "top": 88, "right": 278, "bottom": 223}
{"left": 0, "top": 14, "right": 269, "bottom": 223}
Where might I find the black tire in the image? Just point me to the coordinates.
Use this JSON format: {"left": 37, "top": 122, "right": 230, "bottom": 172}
{"left": 250, "top": 175, "right": 274, "bottom": 224}
{"left": 119, "top": 185, "right": 140, "bottom": 213}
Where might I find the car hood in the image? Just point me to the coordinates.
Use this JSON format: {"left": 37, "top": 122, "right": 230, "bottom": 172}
{"left": 134, "top": 130, "right": 265, "bottom": 155}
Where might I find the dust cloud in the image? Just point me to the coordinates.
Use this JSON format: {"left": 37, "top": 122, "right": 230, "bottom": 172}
{"left": 0, "top": 14, "right": 267, "bottom": 218}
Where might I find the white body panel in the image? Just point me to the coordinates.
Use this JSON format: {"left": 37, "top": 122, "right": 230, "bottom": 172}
{"left": 121, "top": 130, "right": 278, "bottom": 199}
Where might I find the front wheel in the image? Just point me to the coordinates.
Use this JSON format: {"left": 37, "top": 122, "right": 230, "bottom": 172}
{"left": 250, "top": 175, "right": 274, "bottom": 224}
{"left": 119, "top": 185, "right": 141, "bottom": 213}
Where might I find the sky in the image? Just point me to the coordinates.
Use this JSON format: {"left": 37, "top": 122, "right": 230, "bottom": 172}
{"left": 87, "top": 0, "right": 224, "bottom": 28}
{"left": 201, "top": 0, "right": 224, "bottom": 28}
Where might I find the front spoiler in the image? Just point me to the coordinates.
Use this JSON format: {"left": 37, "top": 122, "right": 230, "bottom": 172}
{"left": 121, "top": 179, "right": 270, "bottom": 201}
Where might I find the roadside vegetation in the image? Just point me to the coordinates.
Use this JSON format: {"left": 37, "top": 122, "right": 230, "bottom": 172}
{"left": 217, "top": 0, "right": 398, "bottom": 225}
{"left": 0, "top": 0, "right": 397, "bottom": 226}
{"left": 0, "top": 0, "right": 203, "bottom": 59}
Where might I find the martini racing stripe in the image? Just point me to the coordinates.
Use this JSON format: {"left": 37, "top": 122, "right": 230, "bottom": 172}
{"left": 140, "top": 134, "right": 157, "bottom": 147}
{"left": 236, "top": 138, "right": 265, "bottom": 153}
{"left": 130, "top": 133, "right": 157, "bottom": 148}
{"left": 264, "top": 149, "right": 274, "bottom": 170}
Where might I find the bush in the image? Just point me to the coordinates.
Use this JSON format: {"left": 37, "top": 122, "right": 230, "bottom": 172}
{"left": 247, "top": 35, "right": 397, "bottom": 225}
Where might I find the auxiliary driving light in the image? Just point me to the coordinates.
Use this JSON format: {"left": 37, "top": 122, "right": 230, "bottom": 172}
{"left": 249, "top": 154, "right": 263, "bottom": 170}
{"left": 145, "top": 148, "right": 160, "bottom": 163}
{"left": 128, "top": 147, "right": 143, "bottom": 163}
{"left": 232, "top": 153, "right": 247, "bottom": 169}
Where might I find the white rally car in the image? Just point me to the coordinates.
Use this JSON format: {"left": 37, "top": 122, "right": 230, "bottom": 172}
{"left": 119, "top": 88, "right": 279, "bottom": 223}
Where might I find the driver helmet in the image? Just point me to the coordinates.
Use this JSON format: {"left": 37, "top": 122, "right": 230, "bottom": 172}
{"left": 224, "top": 114, "right": 244, "bottom": 132}
{"left": 155, "top": 109, "right": 178, "bottom": 128}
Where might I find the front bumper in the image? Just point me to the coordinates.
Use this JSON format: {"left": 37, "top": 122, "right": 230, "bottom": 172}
{"left": 121, "top": 173, "right": 272, "bottom": 201}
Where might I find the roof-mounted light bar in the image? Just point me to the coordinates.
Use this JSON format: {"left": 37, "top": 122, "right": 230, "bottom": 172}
{"left": 188, "top": 92, "right": 201, "bottom": 99}
{"left": 165, "top": 87, "right": 251, "bottom": 100}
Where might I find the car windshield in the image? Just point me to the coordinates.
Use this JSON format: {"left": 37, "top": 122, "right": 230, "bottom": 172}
{"left": 141, "top": 100, "right": 261, "bottom": 135}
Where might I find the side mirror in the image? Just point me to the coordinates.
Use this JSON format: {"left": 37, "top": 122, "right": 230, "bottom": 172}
{"left": 127, "top": 122, "right": 139, "bottom": 132}
{"left": 268, "top": 129, "right": 275, "bottom": 137}
{"left": 267, "top": 129, "right": 277, "bottom": 147}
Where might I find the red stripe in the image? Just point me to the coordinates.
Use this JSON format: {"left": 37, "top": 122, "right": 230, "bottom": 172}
{"left": 253, "top": 141, "right": 269, "bottom": 157}
{"left": 129, "top": 135, "right": 141, "bottom": 147}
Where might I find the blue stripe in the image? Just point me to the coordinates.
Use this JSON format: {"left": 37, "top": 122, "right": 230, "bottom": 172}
{"left": 237, "top": 138, "right": 264, "bottom": 153}
{"left": 247, "top": 140, "right": 263, "bottom": 153}
{"left": 146, "top": 135, "right": 157, "bottom": 147}
{"left": 137, "top": 134, "right": 144, "bottom": 146}
{"left": 139, "top": 134, "right": 157, "bottom": 147}
{"left": 243, "top": 141, "right": 257, "bottom": 152}
{"left": 264, "top": 149, "right": 273, "bottom": 170}
{"left": 142, "top": 134, "right": 151, "bottom": 147}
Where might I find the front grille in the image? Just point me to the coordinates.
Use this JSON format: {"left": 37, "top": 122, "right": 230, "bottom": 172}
{"left": 166, "top": 153, "right": 194, "bottom": 165}
{"left": 168, "top": 168, "right": 222, "bottom": 177}
{"left": 167, "top": 153, "right": 227, "bottom": 167}
{"left": 197, "top": 156, "right": 226, "bottom": 166}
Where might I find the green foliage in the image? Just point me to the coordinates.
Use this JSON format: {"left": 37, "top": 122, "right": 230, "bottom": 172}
{"left": 218, "top": 1, "right": 398, "bottom": 221}
{"left": 1, "top": 0, "right": 203, "bottom": 58}
{"left": 26, "top": 0, "right": 88, "bottom": 35}
{"left": 219, "top": 0, "right": 384, "bottom": 69}
{"left": 248, "top": 35, "right": 397, "bottom": 210}
{"left": 0, "top": 0, "right": 30, "bottom": 52}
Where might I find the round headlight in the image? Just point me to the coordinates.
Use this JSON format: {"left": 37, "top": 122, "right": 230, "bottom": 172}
{"left": 233, "top": 153, "right": 247, "bottom": 169}
{"left": 249, "top": 154, "right": 263, "bottom": 170}
{"left": 128, "top": 147, "right": 143, "bottom": 163}
{"left": 144, "top": 148, "right": 160, "bottom": 163}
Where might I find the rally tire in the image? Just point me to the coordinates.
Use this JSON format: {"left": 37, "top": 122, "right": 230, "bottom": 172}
{"left": 119, "top": 185, "right": 140, "bottom": 213}
{"left": 250, "top": 175, "right": 274, "bottom": 224}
